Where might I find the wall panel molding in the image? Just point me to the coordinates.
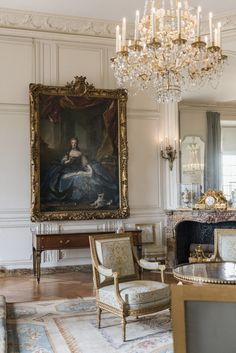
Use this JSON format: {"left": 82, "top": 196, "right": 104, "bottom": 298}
{"left": 128, "top": 109, "right": 160, "bottom": 119}
{"left": 55, "top": 42, "right": 105, "bottom": 87}
{"left": 0, "top": 209, "right": 30, "bottom": 227}
{"left": 0, "top": 207, "right": 166, "bottom": 227}
{"left": 0, "top": 103, "right": 29, "bottom": 113}
{"left": 130, "top": 207, "right": 165, "bottom": 218}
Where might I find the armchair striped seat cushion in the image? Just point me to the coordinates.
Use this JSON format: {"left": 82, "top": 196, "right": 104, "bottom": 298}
{"left": 98, "top": 280, "right": 170, "bottom": 310}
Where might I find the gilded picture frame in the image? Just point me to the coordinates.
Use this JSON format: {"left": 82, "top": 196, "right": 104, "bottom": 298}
{"left": 30, "top": 76, "right": 129, "bottom": 221}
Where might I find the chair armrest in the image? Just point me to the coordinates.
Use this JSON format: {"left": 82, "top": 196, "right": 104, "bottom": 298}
{"left": 139, "top": 258, "right": 160, "bottom": 270}
{"left": 96, "top": 266, "right": 125, "bottom": 307}
{"left": 138, "top": 258, "right": 166, "bottom": 283}
{"left": 112, "top": 272, "right": 126, "bottom": 308}
{"left": 97, "top": 264, "right": 113, "bottom": 277}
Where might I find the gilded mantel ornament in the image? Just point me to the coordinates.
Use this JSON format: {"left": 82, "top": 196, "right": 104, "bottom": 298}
{"left": 194, "top": 189, "right": 228, "bottom": 210}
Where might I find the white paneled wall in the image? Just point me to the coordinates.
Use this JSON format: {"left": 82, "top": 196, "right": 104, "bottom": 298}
{"left": 0, "top": 10, "right": 169, "bottom": 269}
{"left": 57, "top": 43, "right": 105, "bottom": 86}
{"left": 128, "top": 111, "right": 160, "bottom": 211}
{"left": 0, "top": 107, "right": 30, "bottom": 210}
{"left": 0, "top": 37, "right": 34, "bottom": 104}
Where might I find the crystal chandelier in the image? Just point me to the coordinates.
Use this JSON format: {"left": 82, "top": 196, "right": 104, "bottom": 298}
{"left": 110, "top": 0, "right": 227, "bottom": 103}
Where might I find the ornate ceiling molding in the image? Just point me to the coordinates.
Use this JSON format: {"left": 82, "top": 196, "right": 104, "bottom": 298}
{"left": 0, "top": 8, "right": 134, "bottom": 38}
{"left": 201, "top": 12, "right": 236, "bottom": 33}
{"left": 1, "top": 8, "right": 236, "bottom": 39}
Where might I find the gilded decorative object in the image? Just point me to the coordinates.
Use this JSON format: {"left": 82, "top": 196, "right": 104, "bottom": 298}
{"left": 160, "top": 144, "right": 177, "bottom": 171}
{"left": 195, "top": 189, "right": 228, "bottom": 210}
{"left": 30, "top": 76, "right": 129, "bottom": 221}
{"left": 188, "top": 244, "right": 211, "bottom": 263}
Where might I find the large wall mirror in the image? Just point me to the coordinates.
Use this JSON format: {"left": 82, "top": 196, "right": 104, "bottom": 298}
{"left": 179, "top": 105, "right": 236, "bottom": 208}
{"left": 180, "top": 136, "right": 205, "bottom": 208}
{"left": 178, "top": 43, "right": 236, "bottom": 208}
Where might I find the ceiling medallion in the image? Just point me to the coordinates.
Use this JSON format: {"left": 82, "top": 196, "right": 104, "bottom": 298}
{"left": 110, "top": 0, "right": 227, "bottom": 103}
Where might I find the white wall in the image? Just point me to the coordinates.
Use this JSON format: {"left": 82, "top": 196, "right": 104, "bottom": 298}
{"left": 0, "top": 9, "right": 173, "bottom": 269}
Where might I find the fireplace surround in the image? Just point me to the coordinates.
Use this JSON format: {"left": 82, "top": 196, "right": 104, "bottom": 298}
{"left": 165, "top": 209, "right": 236, "bottom": 268}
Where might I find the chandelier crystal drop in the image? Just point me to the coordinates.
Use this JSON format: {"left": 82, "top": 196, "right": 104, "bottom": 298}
{"left": 110, "top": 0, "right": 227, "bottom": 103}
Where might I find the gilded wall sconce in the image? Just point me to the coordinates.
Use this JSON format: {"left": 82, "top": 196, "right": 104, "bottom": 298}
{"left": 160, "top": 143, "right": 177, "bottom": 171}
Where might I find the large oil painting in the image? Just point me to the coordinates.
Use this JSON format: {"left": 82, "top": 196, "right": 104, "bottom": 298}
{"left": 30, "top": 76, "right": 129, "bottom": 221}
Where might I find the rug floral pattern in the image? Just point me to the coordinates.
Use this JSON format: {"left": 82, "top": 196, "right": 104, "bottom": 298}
{"left": 7, "top": 298, "right": 173, "bottom": 353}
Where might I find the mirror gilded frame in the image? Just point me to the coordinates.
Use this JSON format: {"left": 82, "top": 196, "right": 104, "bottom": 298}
{"left": 30, "top": 76, "right": 129, "bottom": 221}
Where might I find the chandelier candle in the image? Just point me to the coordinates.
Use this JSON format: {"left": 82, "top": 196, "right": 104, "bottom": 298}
{"left": 111, "top": 0, "right": 227, "bottom": 103}
{"left": 134, "top": 10, "right": 140, "bottom": 41}
{"left": 177, "top": 2, "right": 182, "bottom": 35}
{"left": 217, "top": 22, "right": 221, "bottom": 47}
{"left": 122, "top": 17, "right": 126, "bottom": 49}
{"left": 116, "top": 25, "right": 120, "bottom": 52}
{"left": 151, "top": 7, "right": 156, "bottom": 38}
{"left": 214, "top": 28, "right": 218, "bottom": 47}
{"left": 197, "top": 6, "right": 201, "bottom": 38}
{"left": 209, "top": 12, "right": 213, "bottom": 44}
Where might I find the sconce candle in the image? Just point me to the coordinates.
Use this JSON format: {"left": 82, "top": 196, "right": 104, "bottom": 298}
{"left": 160, "top": 139, "right": 164, "bottom": 151}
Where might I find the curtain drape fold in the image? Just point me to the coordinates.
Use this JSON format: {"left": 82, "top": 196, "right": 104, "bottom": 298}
{"left": 204, "top": 111, "right": 221, "bottom": 191}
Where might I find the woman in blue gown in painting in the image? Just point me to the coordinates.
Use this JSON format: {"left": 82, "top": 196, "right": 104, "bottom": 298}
{"left": 41, "top": 137, "right": 118, "bottom": 208}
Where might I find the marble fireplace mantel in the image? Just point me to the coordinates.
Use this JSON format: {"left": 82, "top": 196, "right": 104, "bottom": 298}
{"left": 165, "top": 208, "right": 236, "bottom": 268}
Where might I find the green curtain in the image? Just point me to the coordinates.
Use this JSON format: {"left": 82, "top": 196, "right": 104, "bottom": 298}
{"left": 204, "top": 111, "right": 221, "bottom": 191}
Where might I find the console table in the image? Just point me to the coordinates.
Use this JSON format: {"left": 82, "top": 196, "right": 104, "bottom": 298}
{"left": 32, "top": 229, "right": 142, "bottom": 283}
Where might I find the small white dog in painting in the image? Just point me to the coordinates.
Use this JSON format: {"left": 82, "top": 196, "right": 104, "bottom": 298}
{"left": 91, "top": 193, "right": 112, "bottom": 208}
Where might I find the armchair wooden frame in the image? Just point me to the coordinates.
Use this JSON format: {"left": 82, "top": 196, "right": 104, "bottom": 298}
{"left": 89, "top": 233, "right": 169, "bottom": 341}
{"left": 171, "top": 284, "right": 236, "bottom": 353}
{"left": 211, "top": 228, "right": 236, "bottom": 261}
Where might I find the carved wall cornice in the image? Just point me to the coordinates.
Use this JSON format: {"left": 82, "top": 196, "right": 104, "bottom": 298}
{"left": 0, "top": 8, "right": 134, "bottom": 38}
{"left": 201, "top": 12, "right": 236, "bottom": 34}
{"left": 216, "top": 12, "right": 236, "bottom": 32}
{"left": 1, "top": 8, "right": 236, "bottom": 39}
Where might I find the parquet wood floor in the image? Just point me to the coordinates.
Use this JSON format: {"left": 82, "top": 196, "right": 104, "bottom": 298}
{"left": 0, "top": 270, "right": 176, "bottom": 303}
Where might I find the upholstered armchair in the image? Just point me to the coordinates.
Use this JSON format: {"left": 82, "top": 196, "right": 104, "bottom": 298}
{"left": 89, "top": 233, "right": 170, "bottom": 341}
{"left": 211, "top": 228, "right": 236, "bottom": 261}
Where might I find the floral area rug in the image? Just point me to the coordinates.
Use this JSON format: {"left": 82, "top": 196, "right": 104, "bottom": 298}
{"left": 7, "top": 297, "right": 173, "bottom": 353}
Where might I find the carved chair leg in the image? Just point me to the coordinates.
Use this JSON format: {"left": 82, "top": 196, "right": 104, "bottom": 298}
{"left": 121, "top": 316, "right": 127, "bottom": 342}
{"left": 97, "top": 307, "right": 102, "bottom": 328}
